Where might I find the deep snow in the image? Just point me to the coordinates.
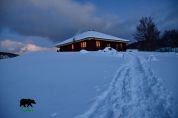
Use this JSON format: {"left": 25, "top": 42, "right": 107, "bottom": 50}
{"left": 75, "top": 52, "right": 176, "bottom": 118}
{"left": 0, "top": 51, "right": 122, "bottom": 118}
{"left": 0, "top": 51, "right": 178, "bottom": 118}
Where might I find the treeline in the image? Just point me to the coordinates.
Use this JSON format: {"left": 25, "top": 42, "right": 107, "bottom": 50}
{"left": 128, "top": 17, "right": 178, "bottom": 51}
{"left": 0, "top": 51, "right": 19, "bottom": 59}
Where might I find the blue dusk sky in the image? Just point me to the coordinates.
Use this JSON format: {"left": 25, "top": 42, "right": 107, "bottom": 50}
{"left": 0, "top": 0, "right": 178, "bottom": 52}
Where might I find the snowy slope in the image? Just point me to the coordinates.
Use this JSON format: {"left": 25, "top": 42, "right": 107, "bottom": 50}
{"left": 0, "top": 51, "right": 123, "bottom": 118}
{"left": 0, "top": 51, "right": 178, "bottom": 118}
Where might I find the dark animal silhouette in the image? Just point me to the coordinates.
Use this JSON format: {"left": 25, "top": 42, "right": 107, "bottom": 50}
{"left": 20, "top": 99, "right": 36, "bottom": 107}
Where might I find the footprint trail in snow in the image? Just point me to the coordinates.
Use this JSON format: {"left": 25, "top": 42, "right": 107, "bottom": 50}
{"left": 75, "top": 53, "right": 174, "bottom": 118}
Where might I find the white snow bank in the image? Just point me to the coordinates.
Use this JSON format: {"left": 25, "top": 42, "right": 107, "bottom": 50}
{"left": 80, "top": 49, "right": 88, "bottom": 53}
{"left": 103, "top": 47, "right": 117, "bottom": 52}
{"left": 97, "top": 47, "right": 124, "bottom": 58}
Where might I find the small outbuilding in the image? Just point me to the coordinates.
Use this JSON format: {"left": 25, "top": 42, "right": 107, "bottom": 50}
{"left": 56, "top": 30, "right": 129, "bottom": 52}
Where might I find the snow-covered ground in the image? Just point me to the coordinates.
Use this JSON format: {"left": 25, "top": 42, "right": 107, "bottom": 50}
{"left": 0, "top": 51, "right": 178, "bottom": 118}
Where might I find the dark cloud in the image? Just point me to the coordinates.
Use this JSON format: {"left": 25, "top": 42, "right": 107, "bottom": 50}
{"left": 150, "top": 4, "right": 178, "bottom": 32}
{"left": 0, "top": 0, "right": 117, "bottom": 42}
{"left": 159, "top": 8, "right": 178, "bottom": 30}
{"left": 0, "top": 28, "right": 53, "bottom": 47}
{"left": 0, "top": 0, "right": 178, "bottom": 44}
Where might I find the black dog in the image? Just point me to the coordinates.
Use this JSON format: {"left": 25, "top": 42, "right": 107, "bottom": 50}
{"left": 20, "top": 99, "right": 36, "bottom": 107}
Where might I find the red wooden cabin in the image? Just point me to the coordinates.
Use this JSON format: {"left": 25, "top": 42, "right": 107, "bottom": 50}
{"left": 56, "top": 31, "right": 129, "bottom": 52}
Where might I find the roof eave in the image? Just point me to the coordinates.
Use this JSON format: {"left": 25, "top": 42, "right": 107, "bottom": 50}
{"left": 55, "top": 37, "right": 129, "bottom": 47}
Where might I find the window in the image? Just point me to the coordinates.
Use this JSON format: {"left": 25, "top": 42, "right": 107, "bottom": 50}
{"left": 96, "top": 41, "right": 100, "bottom": 48}
{"left": 116, "top": 43, "right": 119, "bottom": 49}
{"left": 81, "top": 42, "right": 86, "bottom": 48}
{"left": 107, "top": 43, "right": 110, "bottom": 47}
{"left": 71, "top": 44, "right": 74, "bottom": 50}
{"left": 120, "top": 43, "right": 122, "bottom": 49}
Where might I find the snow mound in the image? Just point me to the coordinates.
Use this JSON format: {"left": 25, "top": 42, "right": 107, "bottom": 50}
{"left": 80, "top": 49, "right": 88, "bottom": 53}
{"left": 99, "top": 47, "right": 124, "bottom": 58}
{"left": 103, "top": 47, "right": 117, "bottom": 52}
{"left": 147, "top": 55, "right": 158, "bottom": 61}
{"left": 102, "top": 47, "right": 117, "bottom": 55}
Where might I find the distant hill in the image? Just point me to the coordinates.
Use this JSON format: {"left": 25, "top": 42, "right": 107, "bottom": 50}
{"left": 0, "top": 51, "right": 19, "bottom": 59}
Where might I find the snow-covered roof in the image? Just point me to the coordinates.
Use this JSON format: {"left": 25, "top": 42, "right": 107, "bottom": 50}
{"left": 56, "top": 31, "right": 129, "bottom": 46}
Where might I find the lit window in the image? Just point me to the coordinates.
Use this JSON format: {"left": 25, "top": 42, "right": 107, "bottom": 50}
{"left": 96, "top": 41, "right": 100, "bottom": 48}
{"left": 116, "top": 44, "right": 119, "bottom": 49}
{"left": 81, "top": 42, "right": 86, "bottom": 48}
{"left": 120, "top": 43, "right": 122, "bottom": 48}
{"left": 72, "top": 44, "right": 74, "bottom": 49}
{"left": 107, "top": 43, "right": 110, "bottom": 47}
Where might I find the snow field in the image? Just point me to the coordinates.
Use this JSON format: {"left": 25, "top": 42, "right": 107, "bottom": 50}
{"left": 0, "top": 51, "right": 177, "bottom": 118}
{"left": 0, "top": 51, "right": 123, "bottom": 118}
{"left": 75, "top": 52, "right": 174, "bottom": 118}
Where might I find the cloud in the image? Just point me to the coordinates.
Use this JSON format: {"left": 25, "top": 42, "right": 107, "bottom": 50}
{"left": 150, "top": 5, "right": 178, "bottom": 32}
{"left": 0, "top": 28, "right": 53, "bottom": 47}
{"left": 0, "top": 39, "right": 54, "bottom": 54}
{"left": 0, "top": 0, "right": 177, "bottom": 44}
{"left": 20, "top": 43, "right": 52, "bottom": 54}
{"left": 0, "top": 28, "right": 55, "bottom": 54}
{"left": 0, "top": 0, "right": 114, "bottom": 42}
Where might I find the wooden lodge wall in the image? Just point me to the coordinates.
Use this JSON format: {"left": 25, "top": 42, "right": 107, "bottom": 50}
{"left": 59, "top": 38, "right": 127, "bottom": 52}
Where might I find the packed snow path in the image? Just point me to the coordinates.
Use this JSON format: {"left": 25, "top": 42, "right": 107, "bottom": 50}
{"left": 76, "top": 53, "right": 173, "bottom": 118}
